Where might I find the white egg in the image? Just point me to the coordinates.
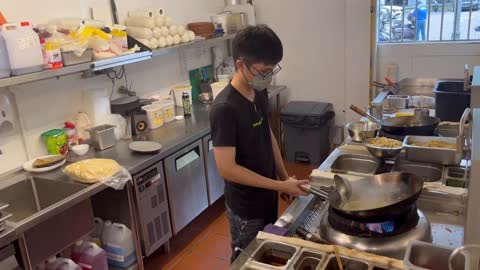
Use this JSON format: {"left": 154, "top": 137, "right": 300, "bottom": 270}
{"left": 181, "top": 33, "right": 190, "bottom": 43}
{"left": 168, "top": 25, "right": 178, "bottom": 36}
{"left": 149, "top": 38, "right": 159, "bottom": 49}
{"left": 177, "top": 25, "right": 186, "bottom": 36}
{"left": 165, "top": 35, "right": 174, "bottom": 46}
{"left": 159, "top": 26, "right": 169, "bottom": 37}
{"left": 164, "top": 16, "right": 173, "bottom": 27}
{"left": 158, "top": 37, "right": 167, "bottom": 48}
{"left": 173, "top": 34, "right": 181, "bottom": 45}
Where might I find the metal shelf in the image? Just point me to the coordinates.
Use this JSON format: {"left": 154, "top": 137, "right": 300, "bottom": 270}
{"left": 0, "top": 62, "right": 92, "bottom": 88}
{"left": 151, "top": 33, "right": 236, "bottom": 57}
{"left": 0, "top": 33, "right": 236, "bottom": 89}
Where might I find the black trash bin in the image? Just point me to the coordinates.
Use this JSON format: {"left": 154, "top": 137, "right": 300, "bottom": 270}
{"left": 281, "top": 101, "right": 335, "bottom": 166}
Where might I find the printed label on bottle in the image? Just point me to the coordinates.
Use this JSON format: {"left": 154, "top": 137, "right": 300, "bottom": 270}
{"left": 104, "top": 243, "right": 125, "bottom": 262}
{"left": 16, "top": 37, "right": 37, "bottom": 50}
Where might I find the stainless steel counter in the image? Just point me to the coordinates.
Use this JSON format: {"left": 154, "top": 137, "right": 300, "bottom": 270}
{"left": 69, "top": 85, "right": 287, "bottom": 175}
{"left": 0, "top": 85, "right": 287, "bottom": 261}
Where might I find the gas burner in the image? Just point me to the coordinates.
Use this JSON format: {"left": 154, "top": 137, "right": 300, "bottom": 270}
{"left": 327, "top": 205, "right": 420, "bottom": 237}
{"left": 320, "top": 208, "right": 432, "bottom": 259}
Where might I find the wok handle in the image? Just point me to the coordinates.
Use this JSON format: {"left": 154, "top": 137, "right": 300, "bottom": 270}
{"left": 349, "top": 105, "right": 380, "bottom": 124}
{"left": 300, "top": 184, "right": 329, "bottom": 200}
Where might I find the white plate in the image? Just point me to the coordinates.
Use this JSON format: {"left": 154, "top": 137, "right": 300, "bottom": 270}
{"left": 129, "top": 141, "right": 162, "bottom": 153}
{"left": 23, "top": 155, "right": 66, "bottom": 173}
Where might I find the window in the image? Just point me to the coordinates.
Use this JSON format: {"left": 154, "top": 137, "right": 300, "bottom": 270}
{"left": 378, "top": 0, "right": 480, "bottom": 42}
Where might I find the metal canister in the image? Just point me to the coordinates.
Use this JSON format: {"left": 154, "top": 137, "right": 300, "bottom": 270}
{"left": 368, "top": 102, "right": 383, "bottom": 120}
{"left": 182, "top": 91, "right": 191, "bottom": 116}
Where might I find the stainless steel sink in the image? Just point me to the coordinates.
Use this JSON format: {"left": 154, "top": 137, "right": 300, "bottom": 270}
{"left": 0, "top": 177, "right": 86, "bottom": 223}
{"left": 330, "top": 154, "right": 379, "bottom": 175}
{"left": 393, "top": 160, "right": 444, "bottom": 182}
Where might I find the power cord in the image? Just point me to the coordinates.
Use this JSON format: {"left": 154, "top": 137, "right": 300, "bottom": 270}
{"left": 103, "top": 66, "right": 136, "bottom": 99}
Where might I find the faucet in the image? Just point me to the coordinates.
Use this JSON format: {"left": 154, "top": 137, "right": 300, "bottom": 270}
{"left": 464, "top": 64, "right": 472, "bottom": 91}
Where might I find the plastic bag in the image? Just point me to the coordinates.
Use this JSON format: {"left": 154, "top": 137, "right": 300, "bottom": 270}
{"left": 63, "top": 158, "right": 132, "bottom": 190}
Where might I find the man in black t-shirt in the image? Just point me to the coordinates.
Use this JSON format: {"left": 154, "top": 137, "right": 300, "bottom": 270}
{"left": 210, "top": 25, "right": 309, "bottom": 262}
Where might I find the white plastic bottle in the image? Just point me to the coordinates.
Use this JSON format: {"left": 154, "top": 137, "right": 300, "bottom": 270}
{"left": 91, "top": 217, "right": 104, "bottom": 247}
{"left": 55, "top": 258, "right": 81, "bottom": 270}
{"left": 1, "top": 22, "right": 44, "bottom": 75}
{"left": 102, "top": 222, "right": 137, "bottom": 268}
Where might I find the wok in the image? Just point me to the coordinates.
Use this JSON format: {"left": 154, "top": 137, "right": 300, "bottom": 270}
{"left": 350, "top": 105, "right": 440, "bottom": 136}
{"left": 307, "top": 172, "right": 424, "bottom": 221}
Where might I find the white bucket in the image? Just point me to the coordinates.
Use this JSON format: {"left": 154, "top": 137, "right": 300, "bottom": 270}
{"left": 211, "top": 81, "right": 228, "bottom": 100}
{"left": 142, "top": 104, "right": 164, "bottom": 129}
{"left": 153, "top": 100, "right": 175, "bottom": 123}
{"left": 172, "top": 84, "right": 192, "bottom": 107}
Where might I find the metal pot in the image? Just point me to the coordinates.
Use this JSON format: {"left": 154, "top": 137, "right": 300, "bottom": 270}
{"left": 346, "top": 121, "right": 380, "bottom": 142}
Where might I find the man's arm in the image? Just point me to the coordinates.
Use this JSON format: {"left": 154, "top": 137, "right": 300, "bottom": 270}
{"left": 270, "top": 128, "right": 288, "bottom": 181}
{"left": 214, "top": 147, "right": 308, "bottom": 196}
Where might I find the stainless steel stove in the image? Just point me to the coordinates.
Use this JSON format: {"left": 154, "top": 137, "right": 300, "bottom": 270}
{"left": 294, "top": 198, "right": 432, "bottom": 260}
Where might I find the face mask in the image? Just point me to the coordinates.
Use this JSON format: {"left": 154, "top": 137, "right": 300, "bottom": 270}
{"left": 247, "top": 73, "right": 273, "bottom": 90}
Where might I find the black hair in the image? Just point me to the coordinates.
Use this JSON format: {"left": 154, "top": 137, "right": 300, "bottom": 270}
{"left": 232, "top": 24, "right": 283, "bottom": 66}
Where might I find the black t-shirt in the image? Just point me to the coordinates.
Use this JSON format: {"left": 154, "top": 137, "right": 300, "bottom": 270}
{"left": 210, "top": 83, "right": 277, "bottom": 222}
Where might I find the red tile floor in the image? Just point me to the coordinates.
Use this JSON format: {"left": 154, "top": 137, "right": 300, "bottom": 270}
{"left": 144, "top": 161, "right": 315, "bottom": 270}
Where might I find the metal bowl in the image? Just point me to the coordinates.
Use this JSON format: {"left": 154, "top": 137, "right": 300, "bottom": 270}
{"left": 346, "top": 121, "right": 380, "bottom": 142}
{"left": 364, "top": 138, "right": 403, "bottom": 159}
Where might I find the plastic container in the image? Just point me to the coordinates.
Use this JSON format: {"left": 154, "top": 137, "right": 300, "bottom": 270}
{"left": 1, "top": 22, "right": 44, "bottom": 75}
{"left": 64, "top": 122, "right": 79, "bottom": 149}
{"left": 91, "top": 217, "right": 104, "bottom": 247}
{"left": 281, "top": 101, "right": 335, "bottom": 166}
{"left": 153, "top": 100, "right": 175, "bottom": 123}
{"left": 75, "top": 112, "right": 92, "bottom": 142}
{"left": 0, "top": 32, "right": 11, "bottom": 78}
{"left": 210, "top": 81, "right": 228, "bottom": 100}
{"left": 142, "top": 104, "right": 164, "bottom": 129}
{"left": 102, "top": 222, "right": 137, "bottom": 268}
{"left": 61, "top": 49, "right": 93, "bottom": 66}
{"left": 75, "top": 242, "right": 108, "bottom": 270}
{"left": 172, "top": 84, "right": 192, "bottom": 107}
{"left": 56, "top": 258, "right": 81, "bottom": 270}
{"left": 41, "top": 129, "right": 69, "bottom": 155}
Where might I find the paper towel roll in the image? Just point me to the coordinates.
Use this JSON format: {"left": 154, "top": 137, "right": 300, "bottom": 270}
{"left": 125, "top": 16, "right": 156, "bottom": 29}
{"left": 128, "top": 10, "right": 154, "bottom": 18}
{"left": 149, "top": 38, "right": 159, "bottom": 49}
{"left": 128, "top": 8, "right": 165, "bottom": 17}
{"left": 126, "top": 27, "right": 154, "bottom": 39}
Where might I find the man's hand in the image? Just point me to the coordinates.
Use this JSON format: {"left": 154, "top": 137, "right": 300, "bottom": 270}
{"left": 279, "top": 177, "right": 309, "bottom": 197}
